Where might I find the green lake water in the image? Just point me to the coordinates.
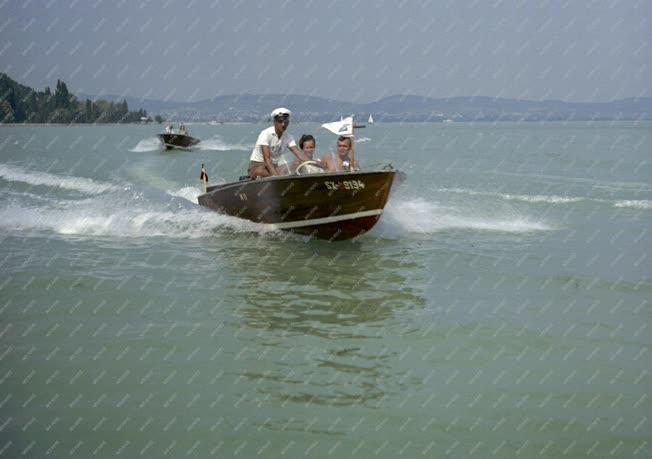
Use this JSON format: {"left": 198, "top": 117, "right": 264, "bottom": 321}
{"left": 0, "top": 122, "right": 650, "bottom": 457}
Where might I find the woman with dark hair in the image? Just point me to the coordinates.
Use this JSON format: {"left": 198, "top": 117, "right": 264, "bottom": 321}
{"left": 298, "top": 134, "right": 316, "bottom": 160}
{"left": 289, "top": 134, "right": 326, "bottom": 174}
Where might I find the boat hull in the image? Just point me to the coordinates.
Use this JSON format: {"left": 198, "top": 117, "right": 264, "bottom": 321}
{"left": 197, "top": 170, "right": 395, "bottom": 241}
{"left": 157, "top": 133, "right": 200, "bottom": 150}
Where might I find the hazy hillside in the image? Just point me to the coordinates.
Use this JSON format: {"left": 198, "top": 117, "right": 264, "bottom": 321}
{"left": 92, "top": 93, "right": 651, "bottom": 122}
{"left": 72, "top": 79, "right": 652, "bottom": 124}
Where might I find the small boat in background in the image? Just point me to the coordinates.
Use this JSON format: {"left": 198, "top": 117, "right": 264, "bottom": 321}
{"left": 368, "top": 114, "right": 374, "bottom": 124}
{"left": 157, "top": 124, "right": 200, "bottom": 150}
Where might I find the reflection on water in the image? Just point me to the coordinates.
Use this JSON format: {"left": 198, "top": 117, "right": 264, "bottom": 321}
{"left": 233, "top": 240, "right": 425, "bottom": 335}
{"left": 225, "top": 239, "right": 426, "bottom": 409}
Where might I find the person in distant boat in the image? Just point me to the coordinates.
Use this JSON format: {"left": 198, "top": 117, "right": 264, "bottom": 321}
{"left": 322, "top": 136, "right": 359, "bottom": 172}
{"left": 200, "top": 163, "right": 209, "bottom": 192}
{"left": 165, "top": 124, "right": 173, "bottom": 133}
{"left": 248, "top": 108, "right": 308, "bottom": 178}
{"left": 179, "top": 123, "right": 187, "bottom": 135}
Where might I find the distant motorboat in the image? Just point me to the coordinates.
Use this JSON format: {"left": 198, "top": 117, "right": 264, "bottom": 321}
{"left": 157, "top": 133, "right": 200, "bottom": 150}
{"left": 157, "top": 125, "right": 200, "bottom": 150}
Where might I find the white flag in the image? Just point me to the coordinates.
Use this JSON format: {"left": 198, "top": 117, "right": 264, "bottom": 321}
{"left": 321, "top": 116, "right": 354, "bottom": 137}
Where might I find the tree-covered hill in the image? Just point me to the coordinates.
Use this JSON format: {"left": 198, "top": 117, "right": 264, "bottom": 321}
{"left": 0, "top": 73, "right": 149, "bottom": 124}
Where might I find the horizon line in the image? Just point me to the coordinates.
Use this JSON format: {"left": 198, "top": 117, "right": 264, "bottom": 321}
{"left": 74, "top": 91, "right": 652, "bottom": 106}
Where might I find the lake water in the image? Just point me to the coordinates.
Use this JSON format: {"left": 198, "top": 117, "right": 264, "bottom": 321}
{"left": 0, "top": 122, "right": 650, "bottom": 457}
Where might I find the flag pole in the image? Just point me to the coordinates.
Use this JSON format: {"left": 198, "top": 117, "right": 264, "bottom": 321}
{"left": 350, "top": 115, "right": 356, "bottom": 170}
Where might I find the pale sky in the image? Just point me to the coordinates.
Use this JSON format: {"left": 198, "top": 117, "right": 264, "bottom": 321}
{"left": 1, "top": 0, "right": 650, "bottom": 103}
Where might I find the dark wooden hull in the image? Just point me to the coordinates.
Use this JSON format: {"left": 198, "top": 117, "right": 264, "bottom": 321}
{"left": 197, "top": 170, "right": 396, "bottom": 241}
{"left": 157, "top": 133, "right": 200, "bottom": 150}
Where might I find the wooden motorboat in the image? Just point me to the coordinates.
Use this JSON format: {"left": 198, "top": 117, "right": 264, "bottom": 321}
{"left": 197, "top": 165, "right": 396, "bottom": 241}
{"left": 157, "top": 132, "right": 200, "bottom": 150}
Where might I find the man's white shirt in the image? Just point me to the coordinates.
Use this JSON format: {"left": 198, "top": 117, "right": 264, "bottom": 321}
{"left": 250, "top": 126, "right": 296, "bottom": 164}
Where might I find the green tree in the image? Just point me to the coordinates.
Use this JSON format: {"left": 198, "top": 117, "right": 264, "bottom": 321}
{"left": 0, "top": 100, "right": 15, "bottom": 123}
{"left": 25, "top": 93, "right": 38, "bottom": 121}
{"left": 54, "top": 80, "right": 71, "bottom": 109}
{"left": 0, "top": 73, "right": 149, "bottom": 124}
{"left": 84, "top": 99, "right": 93, "bottom": 122}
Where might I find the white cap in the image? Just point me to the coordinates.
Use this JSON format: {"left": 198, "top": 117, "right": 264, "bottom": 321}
{"left": 271, "top": 107, "right": 292, "bottom": 118}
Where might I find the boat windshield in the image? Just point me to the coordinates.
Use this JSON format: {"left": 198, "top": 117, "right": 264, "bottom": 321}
{"left": 276, "top": 154, "right": 330, "bottom": 176}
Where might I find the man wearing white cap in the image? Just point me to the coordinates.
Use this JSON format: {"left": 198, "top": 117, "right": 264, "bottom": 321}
{"left": 248, "top": 107, "right": 308, "bottom": 178}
